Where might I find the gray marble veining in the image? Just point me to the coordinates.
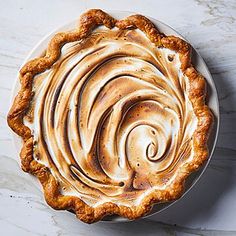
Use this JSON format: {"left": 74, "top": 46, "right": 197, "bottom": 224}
{"left": 0, "top": 0, "right": 236, "bottom": 235}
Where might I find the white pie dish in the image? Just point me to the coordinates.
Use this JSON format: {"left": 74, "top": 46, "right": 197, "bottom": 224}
{"left": 10, "top": 10, "right": 219, "bottom": 222}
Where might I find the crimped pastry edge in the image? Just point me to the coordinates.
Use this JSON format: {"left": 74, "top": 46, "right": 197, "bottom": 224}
{"left": 7, "top": 9, "right": 213, "bottom": 223}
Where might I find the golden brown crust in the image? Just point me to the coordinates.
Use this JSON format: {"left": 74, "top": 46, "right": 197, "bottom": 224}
{"left": 8, "top": 9, "right": 213, "bottom": 223}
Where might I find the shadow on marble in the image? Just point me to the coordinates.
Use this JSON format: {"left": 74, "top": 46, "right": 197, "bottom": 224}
{"left": 93, "top": 219, "right": 236, "bottom": 235}
{"left": 144, "top": 56, "right": 236, "bottom": 227}
{"left": 55, "top": 211, "right": 236, "bottom": 236}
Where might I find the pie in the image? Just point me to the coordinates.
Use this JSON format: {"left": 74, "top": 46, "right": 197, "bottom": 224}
{"left": 8, "top": 9, "right": 213, "bottom": 223}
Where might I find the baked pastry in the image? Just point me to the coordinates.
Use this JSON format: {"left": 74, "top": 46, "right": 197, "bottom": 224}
{"left": 8, "top": 9, "right": 213, "bottom": 223}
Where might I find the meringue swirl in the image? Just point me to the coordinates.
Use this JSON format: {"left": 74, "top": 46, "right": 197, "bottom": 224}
{"left": 27, "top": 27, "right": 197, "bottom": 206}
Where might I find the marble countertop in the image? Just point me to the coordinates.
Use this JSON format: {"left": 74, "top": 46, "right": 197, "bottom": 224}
{"left": 0, "top": 0, "right": 236, "bottom": 235}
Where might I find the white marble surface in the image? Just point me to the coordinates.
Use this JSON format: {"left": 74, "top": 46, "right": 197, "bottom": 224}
{"left": 0, "top": 0, "right": 236, "bottom": 235}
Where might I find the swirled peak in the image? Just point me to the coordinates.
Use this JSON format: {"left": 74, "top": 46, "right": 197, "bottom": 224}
{"left": 26, "top": 27, "right": 197, "bottom": 207}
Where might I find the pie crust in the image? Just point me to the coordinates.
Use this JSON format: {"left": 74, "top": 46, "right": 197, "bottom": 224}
{"left": 8, "top": 9, "right": 213, "bottom": 223}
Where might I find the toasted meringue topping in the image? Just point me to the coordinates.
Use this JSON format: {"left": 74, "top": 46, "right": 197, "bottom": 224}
{"left": 26, "top": 27, "right": 197, "bottom": 206}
